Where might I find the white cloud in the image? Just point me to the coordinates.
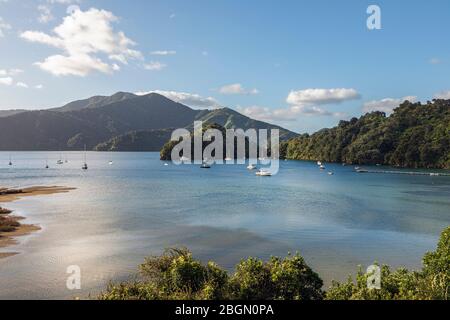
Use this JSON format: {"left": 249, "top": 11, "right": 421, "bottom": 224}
{"left": 236, "top": 88, "right": 358, "bottom": 122}
{"left": 35, "top": 84, "right": 44, "bottom": 89}
{"left": 0, "top": 68, "right": 23, "bottom": 76}
{"left": 16, "top": 82, "right": 29, "bottom": 88}
{"left": 150, "top": 50, "right": 176, "bottom": 56}
{"left": 362, "top": 96, "right": 417, "bottom": 114}
{"left": 135, "top": 90, "right": 221, "bottom": 109}
{"left": 237, "top": 104, "right": 340, "bottom": 122}
{"left": 144, "top": 61, "right": 167, "bottom": 71}
{"left": 219, "top": 83, "right": 259, "bottom": 95}
{"left": 0, "top": 77, "right": 13, "bottom": 85}
{"left": 35, "top": 54, "right": 111, "bottom": 76}
{"left": 0, "top": 17, "right": 11, "bottom": 38}
{"left": 433, "top": 90, "right": 450, "bottom": 100}
{"left": 21, "top": 8, "right": 142, "bottom": 76}
{"left": 287, "top": 88, "right": 360, "bottom": 105}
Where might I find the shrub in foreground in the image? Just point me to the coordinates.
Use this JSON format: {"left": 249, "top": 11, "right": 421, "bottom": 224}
{"left": 326, "top": 226, "right": 450, "bottom": 300}
{"left": 99, "top": 226, "right": 449, "bottom": 300}
{"left": 99, "top": 249, "right": 322, "bottom": 300}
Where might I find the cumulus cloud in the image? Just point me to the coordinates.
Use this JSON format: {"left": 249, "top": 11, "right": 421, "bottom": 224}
{"left": 237, "top": 105, "right": 338, "bottom": 122}
{"left": 0, "top": 77, "right": 13, "bottom": 85}
{"left": 135, "top": 90, "right": 221, "bottom": 109}
{"left": 362, "top": 96, "right": 417, "bottom": 114}
{"left": 144, "top": 61, "right": 167, "bottom": 71}
{"left": 286, "top": 88, "right": 360, "bottom": 105}
{"left": 433, "top": 90, "right": 450, "bottom": 100}
{"left": 236, "top": 88, "right": 358, "bottom": 122}
{"left": 20, "top": 7, "right": 142, "bottom": 76}
{"left": 0, "top": 68, "right": 23, "bottom": 76}
{"left": 16, "top": 82, "right": 29, "bottom": 88}
{"left": 219, "top": 83, "right": 259, "bottom": 95}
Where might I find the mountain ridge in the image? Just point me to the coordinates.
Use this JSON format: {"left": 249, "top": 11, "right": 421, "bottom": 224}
{"left": 0, "top": 92, "right": 297, "bottom": 151}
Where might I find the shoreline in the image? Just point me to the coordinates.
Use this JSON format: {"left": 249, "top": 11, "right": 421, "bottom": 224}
{"left": 0, "top": 186, "right": 75, "bottom": 259}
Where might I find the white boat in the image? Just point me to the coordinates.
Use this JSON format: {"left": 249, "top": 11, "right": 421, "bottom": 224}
{"left": 328, "top": 171, "right": 334, "bottom": 175}
{"left": 317, "top": 161, "right": 322, "bottom": 166}
{"left": 164, "top": 163, "right": 169, "bottom": 166}
{"left": 247, "top": 164, "right": 257, "bottom": 170}
{"left": 256, "top": 169, "right": 272, "bottom": 176}
{"left": 320, "top": 165, "right": 326, "bottom": 170}
{"left": 57, "top": 154, "right": 64, "bottom": 165}
{"left": 109, "top": 161, "right": 114, "bottom": 165}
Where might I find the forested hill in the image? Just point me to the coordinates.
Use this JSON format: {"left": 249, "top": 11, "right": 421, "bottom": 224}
{"left": 284, "top": 99, "right": 450, "bottom": 169}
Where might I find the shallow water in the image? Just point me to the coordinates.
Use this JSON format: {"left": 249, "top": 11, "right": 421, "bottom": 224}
{"left": 0, "top": 152, "right": 449, "bottom": 299}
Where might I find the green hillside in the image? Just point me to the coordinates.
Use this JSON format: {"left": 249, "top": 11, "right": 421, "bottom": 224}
{"left": 284, "top": 99, "right": 450, "bottom": 169}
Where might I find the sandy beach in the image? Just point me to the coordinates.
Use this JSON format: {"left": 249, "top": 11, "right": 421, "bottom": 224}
{"left": 0, "top": 186, "right": 74, "bottom": 259}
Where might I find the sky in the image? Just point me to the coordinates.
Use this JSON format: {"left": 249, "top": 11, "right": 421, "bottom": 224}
{"left": 0, "top": 0, "right": 450, "bottom": 133}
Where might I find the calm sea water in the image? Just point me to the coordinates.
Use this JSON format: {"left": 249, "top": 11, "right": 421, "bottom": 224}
{"left": 0, "top": 152, "right": 449, "bottom": 299}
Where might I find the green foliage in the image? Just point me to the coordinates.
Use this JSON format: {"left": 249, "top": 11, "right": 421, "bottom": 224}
{"left": 100, "top": 248, "right": 229, "bottom": 300}
{"left": 229, "top": 253, "right": 323, "bottom": 300}
{"left": 326, "top": 226, "right": 450, "bottom": 300}
{"left": 100, "top": 249, "right": 322, "bottom": 300}
{"left": 100, "top": 227, "right": 449, "bottom": 300}
{"left": 285, "top": 100, "right": 450, "bottom": 169}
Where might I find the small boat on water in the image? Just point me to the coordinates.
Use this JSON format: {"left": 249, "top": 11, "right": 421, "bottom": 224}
{"left": 57, "top": 154, "right": 64, "bottom": 165}
{"left": 201, "top": 162, "right": 211, "bottom": 169}
{"left": 82, "top": 145, "right": 88, "bottom": 170}
{"left": 247, "top": 164, "right": 257, "bottom": 170}
{"left": 256, "top": 169, "right": 272, "bottom": 177}
{"left": 109, "top": 161, "right": 114, "bottom": 165}
{"left": 164, "top": 163, "right": 169, "bottom": 166}
{"left": 328, "top": 171, "right": 334, "bottom": 175}
{"left": 8, "top": 154, "right": 12, "bottom": 166}
{"left": 317, "top": 161, "right": 322, "bottom": 166}
{"left": 319, "top": 165, "right": 326, "bottom": 170}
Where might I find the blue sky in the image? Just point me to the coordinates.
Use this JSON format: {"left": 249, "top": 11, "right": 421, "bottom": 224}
{"left": 0, "top": 0, "right": 449, "bottom": 133}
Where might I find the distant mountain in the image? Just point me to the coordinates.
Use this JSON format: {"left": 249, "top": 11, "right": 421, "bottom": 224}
{"left": 0, "top": 109, "right": 27, "bottom": 118}
{"left": 0, "top": 92, "right": 297, "bottom": 151}
{"left": 284, "top": 99, "right": 450, "bottom": 169}
{"left": 53, "top": 92, "right": 137, "bottom": 112}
